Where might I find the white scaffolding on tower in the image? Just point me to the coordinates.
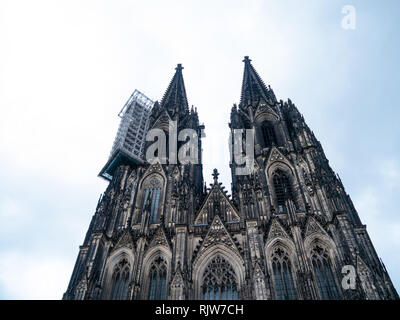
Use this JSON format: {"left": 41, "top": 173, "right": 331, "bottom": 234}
{"left": 100, "top": 89, "right": 154, "bottom": 180}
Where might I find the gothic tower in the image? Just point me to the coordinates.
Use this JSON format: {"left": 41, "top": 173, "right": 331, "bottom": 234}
{"left": 63, "top": 59, "right": 398, "bottom": 300}
{"left": 228, "top": 56, "right": 398, "bottom": 300}
{"left": 63, "top": 64, "right": 206, "bottom": 300}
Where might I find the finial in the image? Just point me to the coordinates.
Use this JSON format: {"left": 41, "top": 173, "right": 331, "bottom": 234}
{"left": 243, "top": 56, "right": 252, "bottom": 63}
{"left": 212, "top": 168, "right": 220, "bottom": 184}
{"left": 176, "top": 63, "right": 184, "bottom": 71}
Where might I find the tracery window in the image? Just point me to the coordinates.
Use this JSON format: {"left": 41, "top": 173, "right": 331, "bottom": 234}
{"left": 261, "top": 122, "right": 277, "bottom": 147}
{"left": 142, "top": 178, "right": 162, "bottom": 223}
{"left": 271, "top": 247, "right": 297, "bottom": 300}
{"left": 311, "top": 245, "right": 340, "bottom": 300}
{"left": 148, "top": 256, "right": 168, "bottom": 300}
{"left": 272, "top": 169, "right": 295, "bottom": 213}
{"left": 202, "top": 255, "right": 238, "bottom": 300}
{"left": 110, "top": 258, "right": 131, "bottom": 300}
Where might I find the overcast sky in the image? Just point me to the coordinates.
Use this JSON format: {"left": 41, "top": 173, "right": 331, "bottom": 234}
{"left": 0, "top": 0, "right": 399, "bottom": 299}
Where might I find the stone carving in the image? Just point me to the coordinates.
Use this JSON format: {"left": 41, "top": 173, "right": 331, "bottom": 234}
{"left": 305, "top": 216, "right": 326, "bottom": 237}
{"left": 267, "top": 219, "right": 290, "bottom": 240}
{"left": 112, "top": 230, "right": 134, "bottom": 252}
{"left": 198, "top": 216, "right": 237, "bottom": 255}
{"left": 149, "top": 227, "right": 169, "bottom": 248}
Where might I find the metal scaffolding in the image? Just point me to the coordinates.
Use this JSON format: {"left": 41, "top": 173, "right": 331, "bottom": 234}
{"left": 100, "top": 89, "right": 154, "bottom": 180}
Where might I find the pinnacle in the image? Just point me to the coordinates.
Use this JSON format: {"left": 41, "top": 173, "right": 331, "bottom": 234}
{"left": 212, "top": 169, "right": 220, "bottom": 184}
{"left": 243, "top": 56, "right": 252, "bottom": 63}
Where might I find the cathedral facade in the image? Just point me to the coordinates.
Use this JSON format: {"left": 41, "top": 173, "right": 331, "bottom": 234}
{"left": 63, "top": 58, "right": 398, "bottom": 300}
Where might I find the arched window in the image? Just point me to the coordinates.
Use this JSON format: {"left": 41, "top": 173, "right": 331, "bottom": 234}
{"left": 110, "top": 258, "right": 131, "bottom": 300}
{"left": 202, "top": 255, "right": 238, "bottom": 300}
{"left": 272, "top": 169, "right": 295, "bottom": 213}
{"left": 261, "top": 122, "right": 277, "bottom": 147}
{"left": 148, "top": 256, "right": 167, "bottom": 300}
{"left": 311, "top": 245, "right": 340, "bottom": 300}
{"left": 142, "top": 177, "right": 162, "bottom": 223}
{"left": 271, "top": 247, "right": 297, "bottom": 300}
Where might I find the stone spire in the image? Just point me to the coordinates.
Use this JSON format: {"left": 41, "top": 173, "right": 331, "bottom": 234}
{"left": 240, "top": 56, "right": 276, "bottom": 108}
{"left": 160, "top": 63, "right": 189, "bottom": 117}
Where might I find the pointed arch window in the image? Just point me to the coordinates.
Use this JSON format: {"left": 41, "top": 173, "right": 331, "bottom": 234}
{"left": 272, "top": 169, "right": 295, "bottom": 213}
{"left": 271, "top": 247, "right": 297, "bottom": 300}
{"left": 148, "top": 256, "right": 168, "bottom": 300}
{"left": 142, "top": 177, "right": 162, "bottom": 223}
{"left": 261, "top": 122, "right": 277, "bottom": 147}
{"left": 311, "top": 245, "right": 340, "bottom": 300}
{"left": 202, "top": 255, "right": 238, "bottom": 300}
{"left": 110, "top": 258, "right": 131, "bottom": 300}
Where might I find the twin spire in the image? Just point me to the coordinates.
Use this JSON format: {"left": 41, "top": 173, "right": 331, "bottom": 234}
{"left": 240, "top": 56, "right": 275, "bottom": 108}
{"left": 157, "top": 57, "right": 273, "bottom": 115}
{"left": 160, "top": 63, "right": 189, "bottom": 116}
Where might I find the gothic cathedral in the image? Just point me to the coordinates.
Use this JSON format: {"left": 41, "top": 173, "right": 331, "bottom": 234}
{"left": 63, "top": 57, "right": 398, "bottom": 300}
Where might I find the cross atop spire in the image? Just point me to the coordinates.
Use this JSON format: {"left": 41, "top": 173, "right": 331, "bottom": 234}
{"left": 212, "top": 169, "right": 220, "bottom": 184}
{"left": 243, "top": 56, "right": 252, "bottom": 63}
{"left": 240, "top": 56, "right": 274, "bottom": 108}
{"left": 160, "top": 63, "right": 189, "bottom": 116}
